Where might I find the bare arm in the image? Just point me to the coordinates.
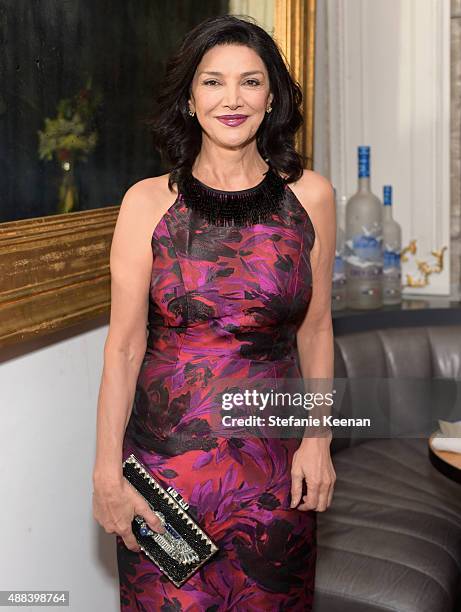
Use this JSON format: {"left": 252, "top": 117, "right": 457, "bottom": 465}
{"left": 91, "top": 178, "right": 171, "bottom": 549}
{"left": 92, "top": 180, "right": 160, "bottom": 487}
{"left": 289, "top": 171, "right": 337, "bottom": 512}
{"left": 296, "top": 172, "right": 336, "bottom": 434}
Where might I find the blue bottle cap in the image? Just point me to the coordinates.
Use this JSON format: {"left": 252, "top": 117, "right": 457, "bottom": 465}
{"left": 383, "top": 185, "right": 392, "bottom": 205}
{"left": 358, "top": 146, "right": 370, "bottom": 178}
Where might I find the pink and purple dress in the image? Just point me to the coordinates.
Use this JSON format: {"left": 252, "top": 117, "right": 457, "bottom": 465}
{"left": 117, "top": 169, "right": 317, "bottom": 611}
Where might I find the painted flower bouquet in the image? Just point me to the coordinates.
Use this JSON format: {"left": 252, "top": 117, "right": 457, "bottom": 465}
{"left": 37, "top": 76, "right": 102, "bottom": 213}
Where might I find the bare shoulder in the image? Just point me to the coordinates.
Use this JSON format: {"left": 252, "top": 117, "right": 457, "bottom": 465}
{"left": 125, "top": 172, "right": 178, "bottom": 198}
{"left": 121, "top": 172, "right": 178, "bottom": 219}
{"left": 115, "top": 172, "right": 179, "bottom": 241}
{"left": 285, "top": 168, "right": 334, "bottom": 214}
{"left": 284, "top": 169, "right": 335, "bottom": 244}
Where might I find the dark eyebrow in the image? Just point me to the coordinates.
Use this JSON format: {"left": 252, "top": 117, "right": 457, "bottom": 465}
{"left": 198, "top": 70, "right": 264, "bottom": 77}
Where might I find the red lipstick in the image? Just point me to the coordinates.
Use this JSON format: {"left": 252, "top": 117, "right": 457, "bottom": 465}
{"left": 216, "top": 115, "right": 248, "bottom": 127}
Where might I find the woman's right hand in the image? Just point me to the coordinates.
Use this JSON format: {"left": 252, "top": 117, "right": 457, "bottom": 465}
{"left": 92, "top": 476, "right": 166, "bottom": 552}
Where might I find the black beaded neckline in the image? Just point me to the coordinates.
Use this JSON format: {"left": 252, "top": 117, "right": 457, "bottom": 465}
{"left": 181, "top": 165, "right": 287, "bottom": 227}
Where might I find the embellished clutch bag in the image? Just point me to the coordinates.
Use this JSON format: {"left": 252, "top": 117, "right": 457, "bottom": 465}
{"left": 122, "top": 453, "right": 219, "bottom": 588}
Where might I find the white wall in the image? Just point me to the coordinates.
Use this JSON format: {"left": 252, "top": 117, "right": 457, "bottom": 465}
{"left": 0, "top": 316, "right": 118, "bottom": 612}
{"left": 313, "top": 0, "right": 331, "bottom": 180}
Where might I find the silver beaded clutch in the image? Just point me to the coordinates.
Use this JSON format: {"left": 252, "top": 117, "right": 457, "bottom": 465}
{"left": 122, "top": 453, "right": 219, "bottom": 587}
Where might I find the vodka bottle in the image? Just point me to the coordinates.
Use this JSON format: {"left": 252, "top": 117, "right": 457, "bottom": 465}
{"left": 332, "top": 190, "right": 347, "bottom": 310}
{"left": 344, "top": 146, "right": 383, "bottom": 309}
{"left": 382, "top": 185, "right": 402, "bottom": 305}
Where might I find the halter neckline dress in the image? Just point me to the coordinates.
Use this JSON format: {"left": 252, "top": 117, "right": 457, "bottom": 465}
{"left": 117, "top": 165, "right": 317, "bottom": 611}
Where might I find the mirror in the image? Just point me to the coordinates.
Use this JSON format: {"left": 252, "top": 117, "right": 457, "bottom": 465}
{"left": 1, "top": 1, "right": 233, "bottom": 223}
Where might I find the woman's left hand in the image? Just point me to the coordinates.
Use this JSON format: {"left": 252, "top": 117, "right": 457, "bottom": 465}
{"left": 290, "top": 433, "right": 336, "bottom": 512}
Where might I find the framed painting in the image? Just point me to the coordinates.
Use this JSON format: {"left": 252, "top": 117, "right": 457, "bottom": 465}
{"left": 0, "top": 0, "right": 316, "bottom": 348}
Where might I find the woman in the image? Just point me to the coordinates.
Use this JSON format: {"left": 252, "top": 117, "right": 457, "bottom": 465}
{"left": 93, "top": 14, "right": 336, "bottom": 612}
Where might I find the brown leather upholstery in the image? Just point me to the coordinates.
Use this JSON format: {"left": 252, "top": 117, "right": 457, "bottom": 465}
{"left": 333, "top": 326, "right": 461, "bottom": 379}
{"left": 313, "top": 325, "right": 461, "bottom": 612}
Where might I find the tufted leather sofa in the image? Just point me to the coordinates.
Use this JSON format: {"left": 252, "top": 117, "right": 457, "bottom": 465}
{"left": 313, "top": 325, "right": 461, "bottom": 612}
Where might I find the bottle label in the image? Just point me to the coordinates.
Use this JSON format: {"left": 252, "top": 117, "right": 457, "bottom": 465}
{"left": 383, "top": 249, "right": 401, "bottom": 280}
{"left": 345, "top": 231, "right": 383, "bottom": 279}
{"left": 353, "top": 235, "right": 381, "bottom": 260}
{"left": 333, "top": 253, "right": 346, "bottom": 286}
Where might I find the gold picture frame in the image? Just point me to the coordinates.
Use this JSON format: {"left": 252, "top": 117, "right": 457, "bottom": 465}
{"left": 0, "top": 0, "right": 316, "bottom": 349}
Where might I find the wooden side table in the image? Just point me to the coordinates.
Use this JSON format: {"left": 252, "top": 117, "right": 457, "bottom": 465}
{"left": 428, "top": 432, "right": 461, "bottom": 484}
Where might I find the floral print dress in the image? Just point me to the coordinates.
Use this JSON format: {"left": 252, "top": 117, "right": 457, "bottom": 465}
{"left": 117, "top": 179, "right": 317, "bottom": 611}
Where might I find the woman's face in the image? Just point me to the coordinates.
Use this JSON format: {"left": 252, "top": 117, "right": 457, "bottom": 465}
{"left": 188, "top": 44, "right": 273, "bottom": 150}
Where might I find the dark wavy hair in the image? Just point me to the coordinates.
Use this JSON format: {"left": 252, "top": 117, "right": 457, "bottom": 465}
{"left": 145, "top": 14, "right": 306, "bottom": 193}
